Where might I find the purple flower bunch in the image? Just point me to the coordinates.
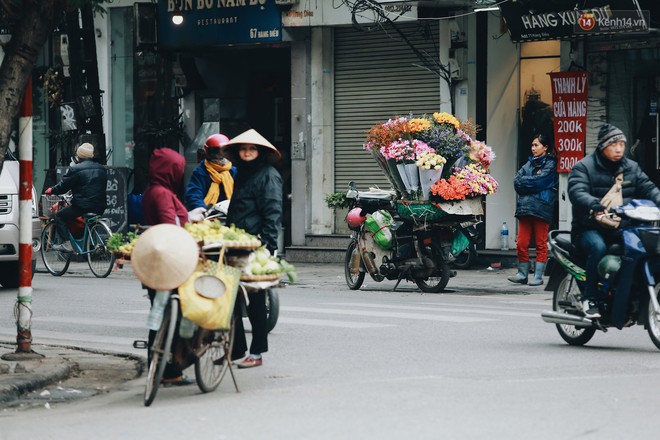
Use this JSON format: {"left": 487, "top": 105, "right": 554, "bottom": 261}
{"left": 417, "top": 125, "right": 470, "bottom": 167}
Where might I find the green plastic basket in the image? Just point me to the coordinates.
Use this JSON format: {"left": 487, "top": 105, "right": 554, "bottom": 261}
{"left": 395, "top": 201, "right": 448, "bottom": 222}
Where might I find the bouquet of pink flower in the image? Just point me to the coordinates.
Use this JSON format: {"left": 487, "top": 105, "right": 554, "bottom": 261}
{"left": 363, "top": 112, "right": 497, "bottom": 200}
{"left": 469, "top": 141, "right": 496, "bottom": 170}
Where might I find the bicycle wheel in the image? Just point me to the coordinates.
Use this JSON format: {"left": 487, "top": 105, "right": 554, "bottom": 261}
{"left": 344, "top": 240, "right": 365, "bottom": 290}
{"left": 144, "top": 298, "right": 178, "bottom": 407}
{"left": 194, "top": 321, "right": 235, "bottom": 393}
{"left": 40, "top": 221, "right": 71, "bottom": 276}
{"left": 86, "top": 220, "right": 115, "bottom": 278}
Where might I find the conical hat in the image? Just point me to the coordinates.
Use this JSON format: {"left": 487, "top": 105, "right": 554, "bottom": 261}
{"left": 222, "top": 129, "right": 281, "bottom": 164}
{"left": 131, "top": 224, "right": 199, "bottom": 290}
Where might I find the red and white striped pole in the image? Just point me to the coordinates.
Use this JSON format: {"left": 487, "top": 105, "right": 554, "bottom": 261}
{"left": 16, "top": 76, "right": 34, "bottom": 353}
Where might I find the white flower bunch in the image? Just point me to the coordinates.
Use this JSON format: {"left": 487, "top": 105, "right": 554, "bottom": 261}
{"left": 415, "top": 150, "right": 447, "bottom": 170}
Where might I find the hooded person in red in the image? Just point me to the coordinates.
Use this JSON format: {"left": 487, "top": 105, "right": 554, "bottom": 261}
{"left": 141, "top": 148, "right": 193, "bottom": 386}
{"left": 142, "top": 148, "right": 189, "bottom": 227}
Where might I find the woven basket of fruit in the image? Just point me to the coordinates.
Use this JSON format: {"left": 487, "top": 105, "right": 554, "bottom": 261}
{"left": 242, "top": 247, "right": 298, "bottom": 284}
{"left": 185, "top": 221, "right": 262, "bottom": 249}
{"left": 240, "top": 273, "right": 280, "bottom": 282}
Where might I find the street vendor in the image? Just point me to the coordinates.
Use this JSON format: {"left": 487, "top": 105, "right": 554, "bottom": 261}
{"left": 141, "top": 147, "right": 193, "bottom": 386}
{"left": 222, "top": 128, "right": 283, "bottom": 369}
{"left": 185, "top": 133, "right": 236, "bottom": 221}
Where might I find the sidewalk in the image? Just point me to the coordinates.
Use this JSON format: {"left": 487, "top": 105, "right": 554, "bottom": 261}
{"left": 0, "top": 342, "right": 143, "bottom": 409}
{"left": 0, "top": 262, "right": 546, "bottom": 408}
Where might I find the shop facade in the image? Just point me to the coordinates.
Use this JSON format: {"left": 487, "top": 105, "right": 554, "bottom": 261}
{"left": 28, "top": 1, "right": 659, "bottom": 254}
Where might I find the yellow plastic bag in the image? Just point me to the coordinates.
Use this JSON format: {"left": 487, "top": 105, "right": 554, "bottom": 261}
{"left": 178, "top": 256, "right": 241, "bottom": 330}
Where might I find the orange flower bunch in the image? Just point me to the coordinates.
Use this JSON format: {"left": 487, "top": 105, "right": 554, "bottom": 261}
{"left": 407, "top": 118, "right": 431, "bottom": 133}
{"left": 430, "top": 175, "right": 470, "bottom": 201}
{"left": 459, "top": 118, "right": 479, "bottom": 139}
{"left": 364, "top": 116, "right": 409, "bottom": 151}
{"left": 432, "top": 112, "right": 460, "bottom": 129}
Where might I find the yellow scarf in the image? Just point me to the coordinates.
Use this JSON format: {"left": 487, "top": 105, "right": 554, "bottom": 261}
{"left": 204, "top": 160, "right": 234, "bottom": 206}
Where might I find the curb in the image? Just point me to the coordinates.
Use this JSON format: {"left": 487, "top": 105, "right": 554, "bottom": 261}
{"left": 0, "top": 361, "right": 70, "bottom": 404}
{"left": 0, "top": 342, "right": 146, "bottom": 405}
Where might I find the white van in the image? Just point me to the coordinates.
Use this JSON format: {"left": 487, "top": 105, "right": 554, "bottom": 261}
{"left": 0, "top": 160, "right": 40, "bottom": 287}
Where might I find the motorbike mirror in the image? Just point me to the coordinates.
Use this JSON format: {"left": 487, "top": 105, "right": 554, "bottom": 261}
{"left": 348, "top": 181, "right": 356, "bottom": 191}
{"left": 212, "top": 200, "right": 230, "bottom": 215}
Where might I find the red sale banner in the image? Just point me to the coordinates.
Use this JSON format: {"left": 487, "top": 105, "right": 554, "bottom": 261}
{"left": 550, "top": 71, "right": 588, "bottom": 173}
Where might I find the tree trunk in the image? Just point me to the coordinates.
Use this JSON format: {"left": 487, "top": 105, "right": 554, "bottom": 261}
{"left": 0, "top": 0, "right": 66, "bottom": 174}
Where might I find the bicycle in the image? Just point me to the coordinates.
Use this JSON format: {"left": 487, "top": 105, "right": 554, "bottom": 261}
{"left": 40, "top": 194, "right": 115, "bottom": 278}
{"left": 140, "top": 289, "right": 238, "bottom": 406}
{"left": 140, "top": 245, "right": 242, "bottom": 407}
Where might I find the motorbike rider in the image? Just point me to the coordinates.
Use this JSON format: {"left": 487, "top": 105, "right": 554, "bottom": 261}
{"left": 568, "top": 123, "right": 660, "bottom": 318}
{"left": 185, "top": 133, "right": 236, "bottom": 221}
{"left": 45, "top": 143, "right": 107, "bottom": 251}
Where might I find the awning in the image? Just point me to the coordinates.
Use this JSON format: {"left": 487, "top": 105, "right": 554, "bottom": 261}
{"left": 500, "top": 0, "right": 658, "bottom": 43}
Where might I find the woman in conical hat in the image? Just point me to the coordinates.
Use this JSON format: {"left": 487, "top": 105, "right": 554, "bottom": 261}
{"left": 221, "top": 128, "right": 281, "bottom": 164}
{"left": 221, "top": 128, "right": 283, "bottom": 369}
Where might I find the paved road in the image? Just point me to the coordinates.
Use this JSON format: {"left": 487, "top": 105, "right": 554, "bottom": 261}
{"left": 1, "top": 264, "right": 659, "bottom": 439}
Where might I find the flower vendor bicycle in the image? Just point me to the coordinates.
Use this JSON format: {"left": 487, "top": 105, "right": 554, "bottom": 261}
{"left": 40, "top": 194, "right": 115, "bottom": 278}
{"left": 344, "top": 182, "right": 482, "bottom": 293}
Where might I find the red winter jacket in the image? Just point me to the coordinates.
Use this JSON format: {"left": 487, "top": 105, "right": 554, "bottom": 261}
{"left": 142, "top": 148, "right": 189, "bottom": 227}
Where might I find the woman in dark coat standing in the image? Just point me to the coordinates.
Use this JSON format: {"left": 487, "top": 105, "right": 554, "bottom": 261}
{"left": 508, "top": 134, "right": 558, "bottom": 286}
{"left": 222, "top": 129, "right": 283, "bottom": 369}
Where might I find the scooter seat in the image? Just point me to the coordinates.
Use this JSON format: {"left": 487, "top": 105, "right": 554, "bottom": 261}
{"left": 553, "top": 233, "right": 587, "bottom": 266}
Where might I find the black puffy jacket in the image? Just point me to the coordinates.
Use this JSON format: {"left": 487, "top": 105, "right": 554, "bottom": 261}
{"left": 226, "top": 162, "right": 282, "bottom": 252}
{"left": 51, "top": 159, "right": 108, "bottom": 214}
{"left": 568, "top": 150, "right": 660, "bottom": 237}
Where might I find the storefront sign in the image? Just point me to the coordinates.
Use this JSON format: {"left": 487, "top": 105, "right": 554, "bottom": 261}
{"left": 550, "top": 71, "right": 588, "bottom": 173}
{"left": 158, "top": 0, "right": 282, "bottom": 49}
{"left": 282, "top": 0, "right": 416, "bottom": 27}
{"left": 500, "top": 0, "right": 650, "bottom": 42}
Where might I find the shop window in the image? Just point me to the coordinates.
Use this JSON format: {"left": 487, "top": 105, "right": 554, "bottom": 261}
{"left": 518, "top": 41, "right": 560, "bottom": 170}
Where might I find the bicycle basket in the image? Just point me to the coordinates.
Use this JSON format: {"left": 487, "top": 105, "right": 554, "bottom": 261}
{"left": 41, "top": 194, "right": 64, "bottom": 217}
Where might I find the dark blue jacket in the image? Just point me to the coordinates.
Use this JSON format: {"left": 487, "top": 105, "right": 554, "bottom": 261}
{"left": 184, "top": 161, "right": 237, "bottom": 210}
{"left": 513, "top": 155, "right": 558, "bottom": 223}
{"left": 51, "top": 159, "right": 107, "bottom": 214}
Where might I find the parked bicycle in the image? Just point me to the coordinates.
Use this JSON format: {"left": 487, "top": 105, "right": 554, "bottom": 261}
{"left": 140, "top": 288, "right": 238, "bottom": 407}
{"left": 40, "top": 194, "right": 115, "bottom": 278}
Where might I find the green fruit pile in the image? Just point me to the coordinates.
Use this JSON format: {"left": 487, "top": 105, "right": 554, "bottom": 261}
{"left": 106, "top": 232, "right": 139, "bottom": 255}
{"left": 245, "top": 247, "right": 297, "bottom": 283}
{"left": 185, "top": 220, "right": 261, "bottom": 247}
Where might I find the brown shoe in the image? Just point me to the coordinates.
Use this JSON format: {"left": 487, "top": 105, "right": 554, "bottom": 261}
{"left": 237, "top": 355, "right": 262, "bottom": 369}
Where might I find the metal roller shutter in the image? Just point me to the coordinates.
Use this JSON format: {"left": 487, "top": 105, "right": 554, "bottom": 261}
{"left": 334, "top": 23, "right": 441, "bottom": 192}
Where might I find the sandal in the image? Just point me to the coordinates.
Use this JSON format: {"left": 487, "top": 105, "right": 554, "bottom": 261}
{"left": 236, "top": 355, "right": 262, "bottom": 369}
{"left": 161, "top": 375, "right": 194, "bottom": 387}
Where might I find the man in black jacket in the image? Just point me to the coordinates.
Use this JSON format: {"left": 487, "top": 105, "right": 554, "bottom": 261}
{"left": 45, "top": 143, "right": 108, "bottom": 251}
{"left": 568, "top": 124, "right": 660, "bottom": 318}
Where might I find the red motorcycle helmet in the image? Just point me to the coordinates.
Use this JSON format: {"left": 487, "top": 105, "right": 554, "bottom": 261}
{"left": 346, "top": 207, "right": 367, "bottom": 230}
{"left": 204, "top": 134, "right": 230, "bottom": 153}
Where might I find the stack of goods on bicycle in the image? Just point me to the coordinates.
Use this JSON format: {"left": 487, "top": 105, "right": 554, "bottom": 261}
{"left": 363, "top": 112, "right": 499, "bottom": 222}
{"left": 106, "top": 231, "right": 139, "bottom": 258}
{"left": 184, "top": 220, "right": 261, "bottom": 247}
{"left": 242, "top": 247, "right": 297, "bottom": 283}
{"left": 185, "top": 221, "right": 297, "bottom": 283}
